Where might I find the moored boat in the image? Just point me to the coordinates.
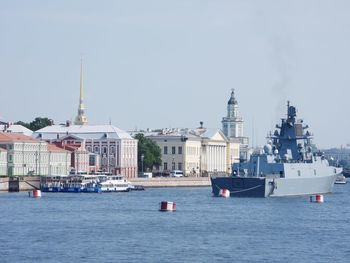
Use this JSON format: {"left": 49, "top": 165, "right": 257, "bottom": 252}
{"left": 211, "top": 102, "right": 342, "bottom": 197}
{"left": 98, "top": 175, "right": 132, "bottom": 192}
{"left": 41, "top": 175, "right": 67, "bottom": 192}
{"left": 41, "top": 174, "right": 101, "bottom": 193}
{"left": 335, "top": 174, "right": 347, "bottom": 184}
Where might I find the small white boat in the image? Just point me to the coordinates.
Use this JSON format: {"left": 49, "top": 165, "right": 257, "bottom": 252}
{"left": 335, "top": 174, "right": 347, "bottom": 184}
{"left": 98, "top": 175, "right": 131, "bottom": 192}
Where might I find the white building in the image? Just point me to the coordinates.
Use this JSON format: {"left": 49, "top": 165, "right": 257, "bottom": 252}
{"left": 0, "top": 123, "right": 33, "bottom": 137}
{"left": 47, "top": 144, "right": 72, "bottom": 175}
{"left": 147, "top": 126, "right": 240, "bottom": 176}
{"left": 201, "top": 129, "right": 240, "bottom": 175}
{"left": 0, "top": 147, "right": 7, "bottom": 176}
{"left": 0, "top": 132, "right": 71, "bottom": 176}
{"left": 34, "top": 124, "right": 138, "bottom": 177}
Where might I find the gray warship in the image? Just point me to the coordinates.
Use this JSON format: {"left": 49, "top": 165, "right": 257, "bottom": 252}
{"left": 211, "top": 102, "right": 343, "bottom": 197}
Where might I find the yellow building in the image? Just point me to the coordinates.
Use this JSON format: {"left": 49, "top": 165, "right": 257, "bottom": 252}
{"left": 147, "top": 127, "right": 240, "bottom": 177}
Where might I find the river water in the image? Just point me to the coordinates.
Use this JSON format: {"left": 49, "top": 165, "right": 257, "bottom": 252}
{"left": 0, "top": 184, "right": 349, "bottom": 263}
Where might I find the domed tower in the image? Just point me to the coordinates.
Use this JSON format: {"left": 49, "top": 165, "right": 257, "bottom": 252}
{"left": 222, "top": 89, "right": 243, "bottom": 138}
{"left": 221, "top": 89, "right": 249, "bottom": 161}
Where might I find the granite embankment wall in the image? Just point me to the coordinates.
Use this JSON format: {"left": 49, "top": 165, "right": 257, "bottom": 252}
{"left": 129, "top": 177, "right": 211, "bottom": 188}
{"left": 0, "top": 176, "right": 40, "bottom": 192}
{"left": 0, "top": 176, "right": 212, "bottom": 191}
{"left": 0, "top": 177, "right": 9, "bottom": 191}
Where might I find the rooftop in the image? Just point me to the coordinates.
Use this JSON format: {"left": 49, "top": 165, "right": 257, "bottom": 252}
{"left": 0, "top": 132, "right": 38, "bottom": 143}
{"left": 0, "top": 124, "right": 33, "bottom": 137}
{"left": 47, "top": 144, "right": 70, "bottom": 153}
{"left": 34, "top": 125, "right": 133, "bottom": 140}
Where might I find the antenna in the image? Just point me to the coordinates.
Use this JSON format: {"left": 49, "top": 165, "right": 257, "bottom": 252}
{"left": 252, "top": 117, "right": 255, "bottom": 149}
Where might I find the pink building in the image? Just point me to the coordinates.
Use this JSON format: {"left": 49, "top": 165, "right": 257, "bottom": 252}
{"left": 34, "top": 125, "right": 138, "bottom": 178}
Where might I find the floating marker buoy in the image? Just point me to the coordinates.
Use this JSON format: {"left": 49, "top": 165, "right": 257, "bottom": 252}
{"left": 219, "top": 188, "right": 230, "bottom": 198}
{"left": 310, "top": 194, "right": 324, "bottom": 203}
{"left": 316, "top": 194, "right": 324, "bottom": 203}
{"left": 159, "top": 201, "right": 176, "bottom": 212}
{"left": 32, "top": 189, "right": 42, "bottom": 198}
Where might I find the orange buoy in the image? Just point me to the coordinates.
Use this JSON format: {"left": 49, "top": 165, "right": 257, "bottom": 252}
{"left": 219, "top": 188, "right": 230, "bottom": 198}
{"left": 159, "top": 201, "right": 176, "bottom": 212}
{"left": 32, "top": 189, "right": 42, "bottom": 198}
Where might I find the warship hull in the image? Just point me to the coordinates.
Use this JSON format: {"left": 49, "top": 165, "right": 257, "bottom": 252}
{"left": 211, "top": 174, "right": 338, "bottom": 198}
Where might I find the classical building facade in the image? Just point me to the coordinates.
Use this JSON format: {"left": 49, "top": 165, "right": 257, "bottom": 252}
{"left": 221, "top": 90, "right": 249, "bottom": 160}
{"left": 34, "top": 125, "right": 138, "bottom": 177}
{"left": 0, "top": 132, "right": 71, "bottom": 176}
{"left": 146, "top": 127, "right": 240, "bottom": 176}
{"left": 0, "top": 147, "right": 7, "bottom": 175}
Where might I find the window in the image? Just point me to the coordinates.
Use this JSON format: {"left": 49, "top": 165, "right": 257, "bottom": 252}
{"left": 164, "top": 162, "right": 168, "bottom": 170}
{"left": 178, "top": 162, "right": 182, "bottom": 170}
{"left": 94, "top": 146, "right": 99, "bottom": 153}
{"left": 172, "top": 162, "right": 175, "bottom": 170}
{"left": 103, "top": 147, "right": 107, "bottom": 154}
{"left": 178, "top": 146, "right": 182, "bottom": 155}
{"left": 164, "top": 146, "right": 168, "bottom": 155}
{"left": 172, "top": 147, "right": 176, "bottom": 154}
{"left": 89, "top": 155, "right": 96, "bottom": 166}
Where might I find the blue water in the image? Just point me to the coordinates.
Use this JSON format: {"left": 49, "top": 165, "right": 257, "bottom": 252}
{"left": 1, "top": 185, "right": 350, "bottom": 263}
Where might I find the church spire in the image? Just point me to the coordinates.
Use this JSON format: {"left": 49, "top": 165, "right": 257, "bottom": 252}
{"left": 74, "top": 58, "right": 88, "bottom": 125}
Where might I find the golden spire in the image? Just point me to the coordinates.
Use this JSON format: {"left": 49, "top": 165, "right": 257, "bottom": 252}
{"left": 74, "top": 58, "right": 88, "bottom": 125}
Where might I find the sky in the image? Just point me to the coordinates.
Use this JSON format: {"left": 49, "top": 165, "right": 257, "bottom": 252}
{"left": 1, "top": 0, "right": 350, "bottom": 148}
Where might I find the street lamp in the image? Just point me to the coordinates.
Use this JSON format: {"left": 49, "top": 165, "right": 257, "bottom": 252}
{"left": 141, "top": 154, "right": 144, "bottom": 176}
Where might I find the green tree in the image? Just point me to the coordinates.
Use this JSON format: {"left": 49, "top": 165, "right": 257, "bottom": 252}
{"left": 134, "top": 133, "right": 161, "bottom": 173}
{"left": 15, "top": 117, "right": 53, "bottom": 131}
{"left": 29, "top": 117, "right": 52, "bottom": 131}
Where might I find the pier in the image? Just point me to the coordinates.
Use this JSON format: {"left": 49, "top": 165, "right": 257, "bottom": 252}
{"left": 0, "top": 176, "right": 212, "bottom": 192}
{"left": 129, "top": 177, "right": 211, "bottom": 188}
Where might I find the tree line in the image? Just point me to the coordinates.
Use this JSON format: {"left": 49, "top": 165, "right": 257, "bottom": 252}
{"left": 15, "top": 117, "right": 53, "bottom": 131}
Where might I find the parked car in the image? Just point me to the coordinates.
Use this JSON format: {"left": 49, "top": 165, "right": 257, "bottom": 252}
{"left": 162, "top": 170, "right": 170, "bottom": 177}
{"left": 142, "top": 172, "right": 153, "bottom": 178}
{"left": 170, "top": 170, "right": 184, "bottom": 177}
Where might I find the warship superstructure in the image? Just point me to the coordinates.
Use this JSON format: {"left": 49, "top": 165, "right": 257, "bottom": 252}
{"left": 211, "top": 102, "right": 342, "bottom": 197}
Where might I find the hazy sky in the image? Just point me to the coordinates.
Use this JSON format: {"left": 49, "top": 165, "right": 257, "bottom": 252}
{"left": 1, "top": 0, "right": 349, "bottom": 148}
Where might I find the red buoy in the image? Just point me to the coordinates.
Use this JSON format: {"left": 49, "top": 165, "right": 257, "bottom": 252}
{"left": 159, "top": 201, "right": 176, "bottom": 212}
{"left": 32, "top": 189, "right": 42, "bottom": 198}
{"left": 316, "top": 194, "right": 324, "bottom": 203}
{"left": 219, "top": 188, "right": 230, "bottom": 198}
{"left": 310, "top": 194, "right": 324, "bottom": 203}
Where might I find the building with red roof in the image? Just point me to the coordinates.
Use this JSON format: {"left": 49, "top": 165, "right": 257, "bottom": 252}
{"left": 0, "top": 132, "right": 71, "bottom": 176}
